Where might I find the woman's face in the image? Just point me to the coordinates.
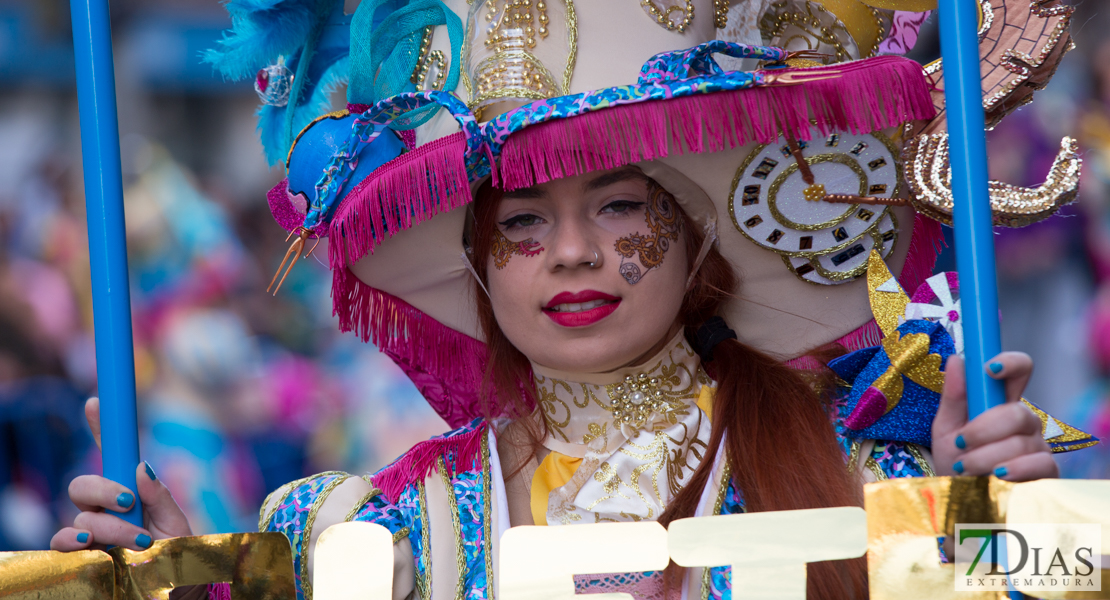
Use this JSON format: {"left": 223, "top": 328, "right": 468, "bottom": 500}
{"left": 485, "top": 166, "right": 689, "bottom": 373}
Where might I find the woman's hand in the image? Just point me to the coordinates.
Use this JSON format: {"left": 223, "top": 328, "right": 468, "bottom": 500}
{"left": 49, "top": 398, "right": 193, "bottom": 551}
{"left": 931, "top": 352, "right": 1058, "bottom": 481}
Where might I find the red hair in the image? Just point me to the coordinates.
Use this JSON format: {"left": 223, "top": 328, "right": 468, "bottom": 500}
{"left": 469, "top": 180, "right": 867, "bottom": 599}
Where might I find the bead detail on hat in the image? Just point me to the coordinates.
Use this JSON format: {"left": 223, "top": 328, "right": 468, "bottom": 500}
{"left": 255, "top": 60, "right": 294, "bottom": 107}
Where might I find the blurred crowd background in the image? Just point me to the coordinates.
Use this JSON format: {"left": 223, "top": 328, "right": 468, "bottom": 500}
{"left": 0, "top": 0, "right": 1107, "bottom": 551}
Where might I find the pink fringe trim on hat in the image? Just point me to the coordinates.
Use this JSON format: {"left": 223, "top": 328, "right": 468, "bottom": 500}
{"left": 371, "top": 421, "right": 488, "bottom": 503}
{"left": 332, "top": 266, "right": 488, "bottom": 428}
{"left": 328, "top": 132, "right": 471, "bottom": 270}
{"left": 497, "top": 56, "right": 935, "bottom": 190}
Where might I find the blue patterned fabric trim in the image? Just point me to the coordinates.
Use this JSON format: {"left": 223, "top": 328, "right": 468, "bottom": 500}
{"left": 262, "top": 472, "right": 347, "bottom": 600}
{"left": 869, "top": 441, "right": 929, "bottom": 478}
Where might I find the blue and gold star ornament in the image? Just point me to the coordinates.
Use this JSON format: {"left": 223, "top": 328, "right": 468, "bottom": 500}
{"left": 829, "top": 252, "right": 1098, "bottom": 452}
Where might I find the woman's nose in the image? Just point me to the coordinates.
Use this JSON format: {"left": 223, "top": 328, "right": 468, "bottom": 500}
{"left": 547, "top": 221, "right": 603, "bottom": 271}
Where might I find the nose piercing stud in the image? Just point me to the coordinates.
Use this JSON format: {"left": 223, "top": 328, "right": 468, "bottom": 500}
{"left": 589, "top": 252, "right": 599, "bottom": 267}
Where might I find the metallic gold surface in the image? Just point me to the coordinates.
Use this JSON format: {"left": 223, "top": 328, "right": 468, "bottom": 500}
{"left": 0, "top": 550, "right": 115, "bottom": 600}
{"left": 903, "top": 133, "right": 1080, "bottom": 228}
{"left": 111, "top": 533, "right": 297, "bottom": 600}
{"left": 865, "top": 477, "right": 1014, "bottom": 600}
{"left": 313, "top": 522, "right": 394, "bottom": 600}
{"left": 1, "top": 533, "right": 296, "bottom": 600}
{"left": 854, "top": 0, "right": 936, "bottom": 10}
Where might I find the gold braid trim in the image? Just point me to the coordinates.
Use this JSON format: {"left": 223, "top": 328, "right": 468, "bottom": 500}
{"left": 865, "top": 455, "right": 888, "bottom": 481}
{"left": 417, "top": 481, "right": 432, "bottom": 600}
{"left": 481, "top": 431, "right": 496, "bottom": 600}
{"left": 561, "top": 0, "right": 577, "bottom": 96}
{"left": 345, "top": 487, "right": 383, "bottom": 523}
{"left": 846, "top": 439, "right": 863, "bottom": 475}
{"left": 904, "top": 443, "right": 937, "bottom": 477}
{"left": 437, "top": 457, "right": 467, "bottom": 600}
{"left": 301, "top": 473, "right": 353, "bottom": 600}
{"left": 259, "top": 473, "right": 317, "bottom": 533}
{"left": 393, "top": 526, "right": 412, "bottom": 544}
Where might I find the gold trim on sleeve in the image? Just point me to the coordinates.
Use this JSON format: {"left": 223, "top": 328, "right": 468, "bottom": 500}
{"left": 345, "top": 487, "right": 383, "bottom": 523}
{"left": 417, "top": 481, "right": 432, "bottom": 600}
{"left": 301, "top": 473, "right": 353, "bottom": 600}
{"left": 437, "top": 457, "right": 467, "bottom": 600}
{"left": 481, "top": 431, "right": 496, "bottom": 600}
{"left": 259, "top": 475, "right": 311, "bottom": 533}
{"left": 904, "top": 444, "right": 937, "bottom": 477}
{"left": 393, "top": 527, "right": 412, "bottom": 544}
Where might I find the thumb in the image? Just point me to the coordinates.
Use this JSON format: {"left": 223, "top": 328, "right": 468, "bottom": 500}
{"left": 85, "top": 397, "right": 102, "bottom": 451}
{"left": 933, "top": 354, "right": 969, "bottom": 439}
{"left": 135, "top": 462, "right": 192, "bottom": 538}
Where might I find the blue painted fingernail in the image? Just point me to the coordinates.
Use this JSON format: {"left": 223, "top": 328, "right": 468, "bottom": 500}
{"left": 136, "top": 533, "right": 152, "bottom": 549}
{"left": 955, "top": 434, "right": 966, "bottom": 449}
{"left": 953, "top": 461, "right": 965, "bottom": 474}
{"left": 988, "top": 362, "right": 1003, "bottom": 374}
{"left": 145, "top": 462, "right": 157, "bottom": 481}
{"left": 994, "top": 466, "right": 1008, "bottom": 478}
{"left": 76, "top": 532, "right": 89, "bottom": 544}
{"left": 116, "top": 492, "right": 134, "bottom": 508}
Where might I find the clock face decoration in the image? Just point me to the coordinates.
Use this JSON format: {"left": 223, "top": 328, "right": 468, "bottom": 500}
{"left": 728, "top": 130, "right": 903, "bottom": 285}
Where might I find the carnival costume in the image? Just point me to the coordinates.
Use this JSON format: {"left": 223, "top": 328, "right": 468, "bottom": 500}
{"left": 202, "top": 0, "right": 1097, "bottom": 599}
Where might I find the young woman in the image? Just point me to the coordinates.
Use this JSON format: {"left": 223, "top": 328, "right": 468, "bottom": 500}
{"left": 52, "top": 0, "right": 1089, "bottom": 598}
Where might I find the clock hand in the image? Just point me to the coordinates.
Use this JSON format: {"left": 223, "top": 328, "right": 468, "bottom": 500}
{"left": 823, "top": 194, "right": 909, "bottom": 206}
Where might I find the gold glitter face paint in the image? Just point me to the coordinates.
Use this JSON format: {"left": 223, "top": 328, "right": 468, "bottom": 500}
{"left": 614, "top": 182, "right": 681, "bottom": 285}
{"left": 491, "top": 228, "right": 544, "bottom": 269}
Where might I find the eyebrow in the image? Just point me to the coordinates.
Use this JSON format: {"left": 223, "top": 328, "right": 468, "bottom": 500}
{"left": 502, "top": 186, "right": 547, "bottom": 200}
{"left": 583, "top": 167, "right": 649, "bottom": 192}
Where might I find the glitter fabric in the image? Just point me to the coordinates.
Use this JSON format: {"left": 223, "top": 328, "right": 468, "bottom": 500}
{"left": 829, "top": 318, "right": 955, "bottom": 446}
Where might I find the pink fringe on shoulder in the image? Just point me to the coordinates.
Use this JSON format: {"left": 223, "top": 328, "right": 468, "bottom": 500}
{"left": 371, "top": 421, "right": 487, "bottom": 503}
{"left": 332, "top": 267, "right": 488, "bottom": 428}
{"left": 497, "top": 56, "right": 935, "bottom": 191}
{"left": 328, "top": 132, "right": 471, "bottom": 269}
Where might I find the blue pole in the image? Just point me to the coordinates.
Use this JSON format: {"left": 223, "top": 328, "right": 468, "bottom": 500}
{"left": 936, "top": 0, "right": 1006, "bottom": 420}
{"left": 70, "top": 0, "right": 143, "bottom": 527}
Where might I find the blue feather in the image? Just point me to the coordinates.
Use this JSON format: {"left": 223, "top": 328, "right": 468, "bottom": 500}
{"left": 203, "top": 0, "right": 328, "bottom": 81}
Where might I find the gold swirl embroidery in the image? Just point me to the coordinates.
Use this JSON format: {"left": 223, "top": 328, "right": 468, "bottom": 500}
{"left": 491, "top": 229, "right": 543, "bottom": 269}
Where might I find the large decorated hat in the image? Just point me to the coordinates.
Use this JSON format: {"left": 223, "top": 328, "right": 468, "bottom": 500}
{"left": 207, "top": 0, "right": 1080, "bottom": 427}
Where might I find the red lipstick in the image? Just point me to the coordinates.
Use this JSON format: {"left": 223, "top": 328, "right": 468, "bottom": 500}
{"left": 543, "top": 290, "right": 621, "bottom": 327}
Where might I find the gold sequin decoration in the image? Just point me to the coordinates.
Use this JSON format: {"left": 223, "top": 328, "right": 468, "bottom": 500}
{"left": 1021, "top": 398, "right": 1099, "bottom": 452}
{"left": 865, "top": 250, "right": 910, "bottom": 337}
{"left": 903, "top": 133, "right": 1080, "bottom": 228}
{"left": 411, "top": 26, "right": 449, "bottom": 91}
{"left": 640, "top": 0, "right": 694, "bottom": 32}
